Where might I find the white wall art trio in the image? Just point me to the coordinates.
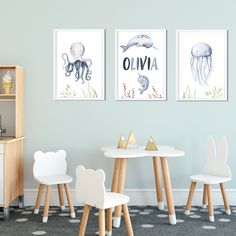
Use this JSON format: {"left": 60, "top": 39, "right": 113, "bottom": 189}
{"left": 53, "top": 29, "right": 228, "bottom": 102}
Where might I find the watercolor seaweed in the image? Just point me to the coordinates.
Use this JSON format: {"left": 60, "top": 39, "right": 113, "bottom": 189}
{"left": 148, "top": 86, "right": 162, "bottom": 99}
{"left": 182, "top": 85, "right": 196, "bottom": 99}
{"left": 60, "top": 84, "right": 77, "bottom": 98}
{"left": 205, "top": 87, "right": 223, "bottom": 99}
{"left": 121, "top": 83, "right": 136, "bottom": 99}
{"left": 82, "top": 83, "right": 98, "bottom": 98}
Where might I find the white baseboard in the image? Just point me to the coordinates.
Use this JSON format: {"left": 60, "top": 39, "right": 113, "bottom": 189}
{"left": 21, "top": 188, "right": 236, "bottom": 206}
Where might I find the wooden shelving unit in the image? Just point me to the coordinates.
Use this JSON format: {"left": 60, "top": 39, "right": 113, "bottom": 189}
{"left": 0, "top": 65, "right": 24, "bottom": 137}
{"left": 0, "top": 65, "right": 24, "bottom": 221}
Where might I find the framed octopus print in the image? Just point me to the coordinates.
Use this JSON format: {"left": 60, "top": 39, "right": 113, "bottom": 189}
{"left": 53, "top": 29, "right": 105, "bottom": 100}
{"left": 115, "top": 29, "right": 166, "bottom": 100}
{"left": 176, "top": 30, "right": 228, "bottom": 101}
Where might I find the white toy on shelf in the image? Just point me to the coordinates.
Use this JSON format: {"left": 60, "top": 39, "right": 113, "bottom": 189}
{"left": 33, "top": 150, "right": 76, "bottom": 223}
{"left": 185, "top": 136, "right": 231, "bottom": 222}
{"left": 76, "top": 165, "right": 134, "bottom": 236}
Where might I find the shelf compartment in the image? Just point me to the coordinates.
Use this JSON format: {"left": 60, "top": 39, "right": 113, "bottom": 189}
{"left": 0, "top": 94, "right": 16, "bottom": 100}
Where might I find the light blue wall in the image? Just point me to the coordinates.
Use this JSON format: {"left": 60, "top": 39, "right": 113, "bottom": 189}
{"left": 0, "top": 0, "right": 235, "bottom": 189}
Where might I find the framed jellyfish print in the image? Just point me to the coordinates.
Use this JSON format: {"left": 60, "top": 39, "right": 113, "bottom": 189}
{"left": 53, "top": 29, "right": 105, "bottom": 100}
{"left": 115, "top": 29, "right": 166, "bottom": 100}
{"left": 176, "top": 30, "right": 228, "bottom": 101}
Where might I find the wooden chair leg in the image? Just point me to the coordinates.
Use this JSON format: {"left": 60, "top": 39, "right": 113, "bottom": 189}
{"left": 113, "top": 158, "right": 127, "bottom": 228}
{"left": 57, "top": 184, "right": 65, "bottom": 210}
{"left": 99, "top": 209, "right": 105, "bottom": 236}
{"left": 78, "top": 205, "right": 91, "bottom": 236}
{"left": 122, "top": 204, "right": 134, "bottom": 236}
{"left": 34, "top": 184, "right": 44, "bottom": 214}
{"left": 202, "top": 184, "right": 208, "bottom": 208}
{"left": 185, "top": 182, "right": 196, "bottom": 215}
{"left": 220, "top": 183, "right": 231, "bottom": 215}
{"left": 153, "top": 156, "right": 164, "bottom": 210}
{"left": 106, "top": 208, "right": 112, "bottom": 236}
{"left": 64, "top": 183, "right": 76, "bottom": 218}
{"left": 206, "top": 184, "right": 214, "bottom": 222}
{"left": 43, "top": 185, "right": 52, "bottom": 223}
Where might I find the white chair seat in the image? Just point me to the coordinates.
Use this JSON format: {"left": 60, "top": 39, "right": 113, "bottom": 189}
{"left": 190, "top": 174, "right": 231, "bottom": 185}
{"left": 35, "top": 174, "right": 73, "bottom": 185}
{"left": 103, "top": 192, "right": 129, "bottom": 209}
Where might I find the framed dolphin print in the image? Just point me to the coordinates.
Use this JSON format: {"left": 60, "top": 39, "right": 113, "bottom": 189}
{"left": 115, "top": 29, "right": 166, "bottom": 100}
{"left": 176, "top": 30, "right": 228, "bottom": 101}
{"left": 54, "top": 29, "right": 105, "bottom": 100}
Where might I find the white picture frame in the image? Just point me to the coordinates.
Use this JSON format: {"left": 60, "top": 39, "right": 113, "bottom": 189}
{"left": 54, "top": 29, "right": 105, "bottom": 100}
{"left": 115, "top": 29, "right": 166, "bottom": 100}
{"left": 176, "top": 30, "right": 228, "bottom": 101}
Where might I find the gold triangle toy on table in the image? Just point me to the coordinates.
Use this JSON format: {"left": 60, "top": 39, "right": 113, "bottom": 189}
{"left": 117, "top": 134, "right": 127, "bottom": 148}
{"left": 145, "top": 136, "right": 158, "bottom": 151}
{"left": 125, "top": 130, "right": 138, "bottom": 148}
{"left": 117, "top": 131, "right": 138, "bottom": 149}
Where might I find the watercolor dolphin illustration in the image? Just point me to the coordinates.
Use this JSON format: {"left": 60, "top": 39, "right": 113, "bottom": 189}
{"left": 137, "top": 73, "right": 149, "bottom": 95}
{"left": 120, "top": 34, "right": 158, "bottom": 52}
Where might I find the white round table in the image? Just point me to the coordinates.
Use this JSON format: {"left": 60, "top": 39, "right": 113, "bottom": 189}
{"left": 102, "top": 145, "right": 185, "bottom": 226}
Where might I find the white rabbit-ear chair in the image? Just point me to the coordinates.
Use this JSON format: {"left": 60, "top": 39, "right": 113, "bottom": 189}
{"left": 185, "top": 136, "right": 231, "bottom": 222}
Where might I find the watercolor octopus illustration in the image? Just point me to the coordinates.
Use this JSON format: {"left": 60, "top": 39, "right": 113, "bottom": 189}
{"left": 137, "top": 73, "right": 149, "bottom": 95}
{"left": 62, "top": 42, "right": 92, "bottom": 83}
{"left": 121, "top": 34, "right": 158, "bottom": 52}
{"left": 190, "top": 42, "right": 213, "bottom": 86}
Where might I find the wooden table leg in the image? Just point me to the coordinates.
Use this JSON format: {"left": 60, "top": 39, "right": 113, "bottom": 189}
{"left": 220, "top": 183, "right": 231, "bottom": 215}
{"left": 153, "top": 156, "right": 164, "bottom": 210}
{"left": 160, "top": 157, "right": 176, "bottom": 225}
{"left": 202, "top": 184, "right": 208, "bottom": 208}
{"left": 113, "top": 158, "right": 127, "bottom": 228}
{"left": 111, "top": 158, "right": 121, "bottom": 192}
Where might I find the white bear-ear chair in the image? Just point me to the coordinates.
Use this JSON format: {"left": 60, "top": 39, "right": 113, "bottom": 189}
{"left": 76, "top": 165, "right": 134, "bottom": 236}
{"left": 33, "top": 150, "right": 76, "bottom": 223}
{"left": 185, "top": 136, "right": 231, "bottom": 222}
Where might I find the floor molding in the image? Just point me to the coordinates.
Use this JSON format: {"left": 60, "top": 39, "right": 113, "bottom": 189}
{"left": 22, "top": 188, "right": 236, "bottom": 206}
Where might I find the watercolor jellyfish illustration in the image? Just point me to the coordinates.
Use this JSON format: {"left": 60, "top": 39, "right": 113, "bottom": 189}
{"left": 190, "top": 42, "right": 212, "bottom": 86}
{"left": 62, "top": 42, "right": 92, "bottom": 83}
